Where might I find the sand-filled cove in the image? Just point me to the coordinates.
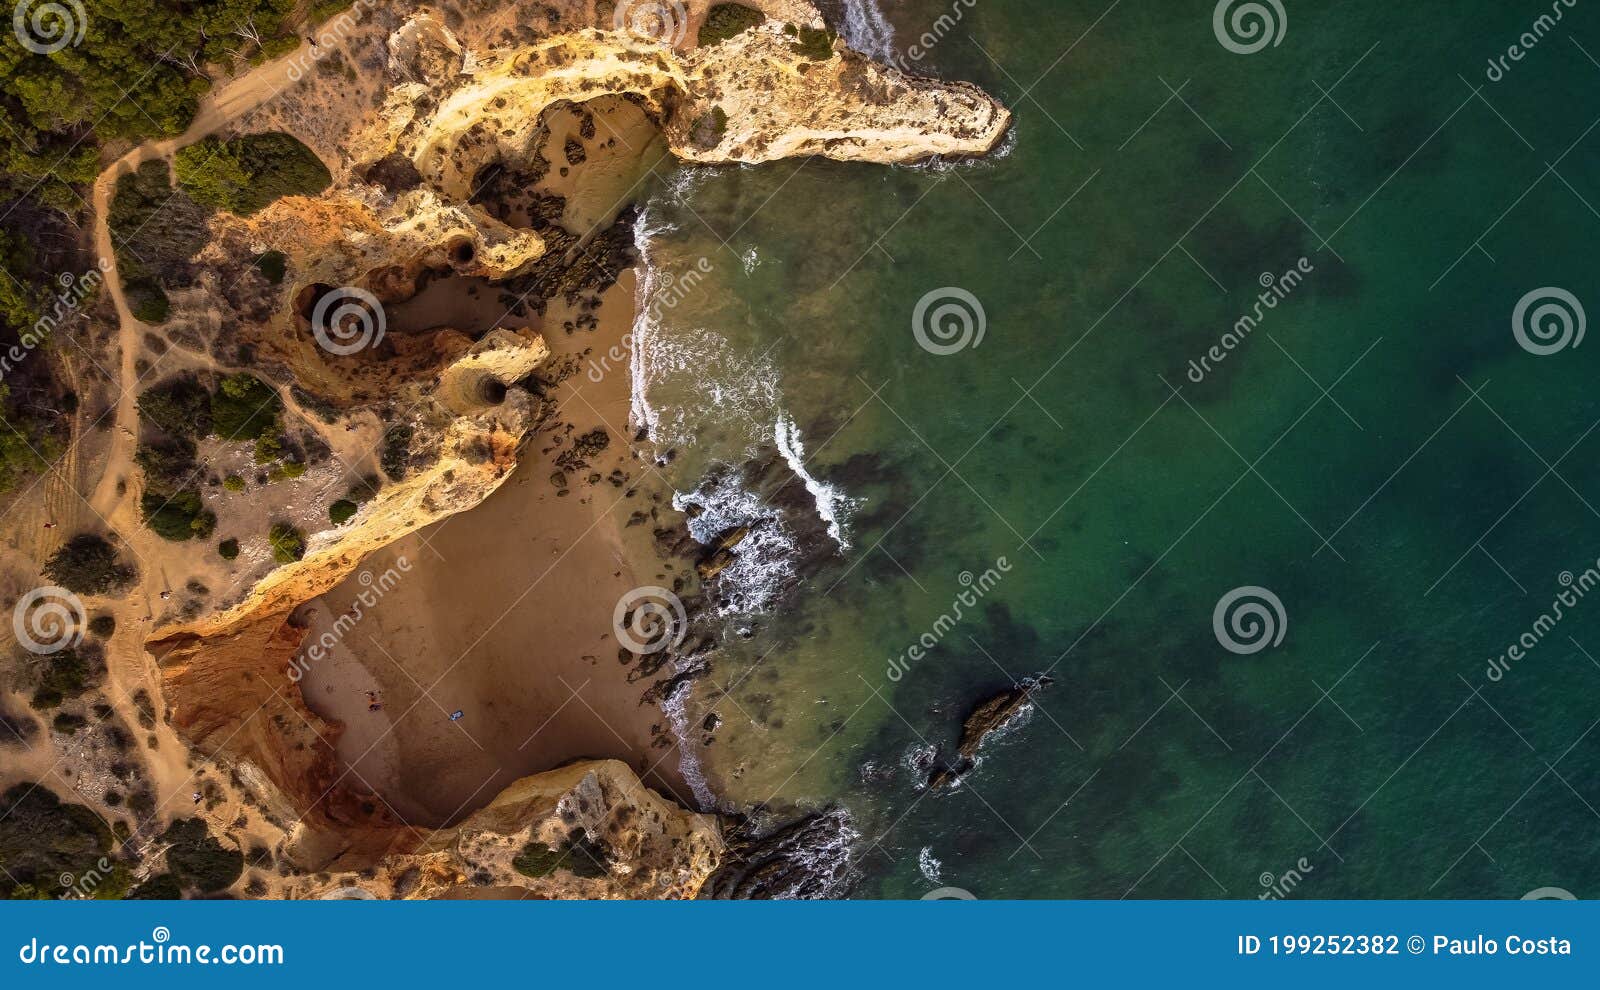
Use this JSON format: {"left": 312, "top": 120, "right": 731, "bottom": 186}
{"left": 298, "top": 270, "right": 699, "bottom": 827}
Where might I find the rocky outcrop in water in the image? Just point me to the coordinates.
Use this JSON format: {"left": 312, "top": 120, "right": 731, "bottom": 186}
{"left": 700, "top": 806, "right": 861, "bottom": 899}
{"left": 928, "top": 676, "right": 1053, "bottom": 790}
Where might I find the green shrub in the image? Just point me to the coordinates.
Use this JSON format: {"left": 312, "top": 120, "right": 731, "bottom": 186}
{"left": 268, "top": 523, "right": 305, "bottom": 564}
{"left": 380, "top": 424, "right": 412, "bottom": 481}
{"left": 138, "top": 376, "right": 211, "bottom": 439}
{"left": 328, "top": 499, "right": 358, "bottom": 525}
{"left": 88, "top": 615, "right": 116, "bottom": 638}
{"left": 28, "top": 646, "right": 99, "bottom": 711}
{"left": 222, "top": 474, "right": 246, "bottom": 492}
{"left": 699, "top": 3, "right": 764, "bottom": 45}
{"left": 511, "top": 835, "right": 610, "bottom": 879}
{"left": 135, "top": 438, "right": 198, "bottom": 488}
{"left": 280, "top": 460, "right": 306, "bottom": 479}
{"left": 160, "top": 818, "right": 243, "bottom": 893}
{"left": 127, "top": 283, "right": 171, "bottom": 324}
{"left": 211, "top": 374, "right": 281, "bottom": 442}
{"left": 127, "top": 873, "right": 184, "bottom": 900}
{"left": 140, "top": 490, "right": 215, "bottom": 542}
{"left": 253, "top": 251, "right": 287, "bottom": 284}
{"left": 51, "top": 712, "right": 86, "bottom": 734}
{"left": 0, "top": 784, "right": 117, "bottom": 899}
{"left": 789, "top": 24, "right": 837, "bottom": 60}
{"left": 174, "top": 134, "right": 331, "bottom": 216}
{"left": 43, "top": 534, "right": 135, "bottom": 595}
{"left": 217, "top": 539, "right": 240, "bottom": 560}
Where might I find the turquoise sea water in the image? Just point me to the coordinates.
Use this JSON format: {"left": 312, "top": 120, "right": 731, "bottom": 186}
{"left": 635, "top": 0, "right": 1600, "bottom": 898}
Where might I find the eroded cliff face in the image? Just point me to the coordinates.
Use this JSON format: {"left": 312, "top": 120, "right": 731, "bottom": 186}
{"left": 131, "top": 0, "right": 1009, "bottom": 897}
{"left": 290, "top": 760, "right": 722, "bottom": 899}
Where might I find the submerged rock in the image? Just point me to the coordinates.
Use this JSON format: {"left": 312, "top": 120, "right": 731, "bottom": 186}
{"left": 928, "top": 676, "right": 1053, "bottom": 790}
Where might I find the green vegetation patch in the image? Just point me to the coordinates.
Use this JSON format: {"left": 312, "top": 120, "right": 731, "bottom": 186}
{"left": 28, "top": 646, "right": 100, "bottom": 711}
{"left": 699, "top": 3, "right": 765, "bottom": 45}
{"left": 210, "top": 374, "right": 281, "bottom": 442}
{"left": 0, "top": 784, "right": 118, "bottom": 900}
{"left": 511, "top": 834, "right": 610, "bottom": 879}
{"left": 268, "top": 523, "right": 306, "bottom": 564}
{"left": 253, "top": 250, "right": 287, "bottom": 284}
{"left": 328, "top": 499, "right": 358, "bottom": 525}
{"left": 160, "top": 818, "right": 242, "bottom": 893}
{"left": 43, "top": 534, "right": 135, "bottom": 595}
{"left": 217, "top": 538, "right": 240, "bottom": 561}
{"left": 139, "top": 375, "right": 212, "bottom": 439}
{"left": 786, "top": 23, "right": 837, "bottom": 60}
{"left": 175, "top": 134, "right": 331, "bottom": 216}
{"left": 380, "top": 424, "right": 413, "bottom": 481}
{"left": 140, "top": 490, "right": 216, "bottom": 542}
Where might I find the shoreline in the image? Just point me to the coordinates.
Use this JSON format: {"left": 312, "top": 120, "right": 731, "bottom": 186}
{"left": 298, "top": 265, "right": 709, "bottom": 827}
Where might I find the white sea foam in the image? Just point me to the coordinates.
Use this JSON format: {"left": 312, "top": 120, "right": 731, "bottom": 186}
{"left": 838, "top": 0, "right": 896, "bottom": 62}
{"left": 659, "top": 667, "right": 719, "bottom": 810}
{"left": 673, "top": 473, "right": 798, "bottom": 616}
{"left": 918, "top": 846, "right": 943, "bottom": 884}
{"left": 774, "top": 412, "right": 859, "bottom": 549}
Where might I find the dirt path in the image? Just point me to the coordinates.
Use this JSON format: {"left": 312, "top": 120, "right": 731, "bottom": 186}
{"left": 86, "top": 41, "right": 329, "bottom": 526}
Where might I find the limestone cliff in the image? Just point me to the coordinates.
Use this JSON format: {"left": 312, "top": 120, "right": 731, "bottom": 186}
{"left": 114, "top": 0, "right": 1010, "bottom": 898}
